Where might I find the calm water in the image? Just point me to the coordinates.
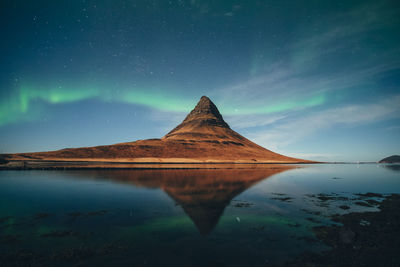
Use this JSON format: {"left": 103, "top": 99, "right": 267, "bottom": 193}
{"left": 0, "top": 164, "right": 399, "bottom": 266}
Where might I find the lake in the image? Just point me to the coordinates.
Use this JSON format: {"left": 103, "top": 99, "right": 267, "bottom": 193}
{"left": 0, "top": 164, "right": 399, "bottom": 266}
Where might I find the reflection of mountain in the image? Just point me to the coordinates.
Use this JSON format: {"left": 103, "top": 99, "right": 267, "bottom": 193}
{"left": 81, "top": 166, "right": 294, "bottom": 235}
{"left": 383, "top": 164, "right": 400, "bottom": 172}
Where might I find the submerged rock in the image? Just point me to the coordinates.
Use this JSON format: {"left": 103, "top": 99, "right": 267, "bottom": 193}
{"left": 288, "top": 194, "right": 400, "bottom": 266}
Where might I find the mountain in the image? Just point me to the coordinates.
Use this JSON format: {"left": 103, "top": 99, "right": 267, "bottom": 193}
{"left": 5, "top": 96, "right": 312, "bottom": 164}
{"left": 379, "top": 155, "right": 400, "bottom": 163}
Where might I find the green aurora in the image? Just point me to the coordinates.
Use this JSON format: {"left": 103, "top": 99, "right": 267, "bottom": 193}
{"left": 0, "top": 84, "right": 326, "bottom": 126}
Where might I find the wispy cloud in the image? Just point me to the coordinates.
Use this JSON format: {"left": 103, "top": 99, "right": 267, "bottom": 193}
{"left": 247, "top": 95, "right": 400, "bottom": 150}
{"left": 225, "top": 114, "right": 285, "bottom": 129}
{"left": 290, "top": 1, "right": 399, "bottom": 66}
{"left": 213, "top": 56, "right": 399, "bottom": 116}
{"left": 212, "top": 1, "right": 400, "bottom": 120}
{"left": 386, "top": 125, "right": 400, "bottom": 131}
{"left": 148, "top": 110, "right": 187, "bottom": 135}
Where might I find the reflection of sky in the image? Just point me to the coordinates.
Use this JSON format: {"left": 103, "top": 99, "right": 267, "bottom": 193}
{"left": 0, "top": 171, "right": 173, "bottom": 217}
{"left": 1, "top": 1, "right": 399, "bottom": 161}
{"left": 1, "top": 165, "right": 399, "bottom": 218}
{"left": 1, "top": 166, "right": 399, "bottom": 264}
{"left": 248, "top": 164, "right": 400, "bottom": 197}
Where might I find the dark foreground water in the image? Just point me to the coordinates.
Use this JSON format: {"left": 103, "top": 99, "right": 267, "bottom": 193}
{"left": 0, "top": 164, "right": 399, "bottom": 266}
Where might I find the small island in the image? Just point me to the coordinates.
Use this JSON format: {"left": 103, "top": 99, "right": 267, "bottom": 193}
{"left": 379, "top": 155, "right": 400, "bottom": 163}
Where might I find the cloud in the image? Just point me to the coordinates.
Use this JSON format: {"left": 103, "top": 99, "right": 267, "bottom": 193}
{"left": 215, "top": 1, "right": 400, "bottom": 117}
{"left": 225, "top": 114, "right": 285, "bottom": 129}
{"left": 386, "top": 125, "right": 400, "bottom": 131}
{"left": 213, "top": 54, "right": 399, "bottom": 118}
{"left": 148, "top": 109, "right": 187, "bottom": 134}
{"left": 290, "top": 1, "right": 399, "bottom": 66}
{"left": 247, "top": 95, "right": 400, "bottom": 149}
{"left": 213, "top": 64, "right": 327, "bottom": 114}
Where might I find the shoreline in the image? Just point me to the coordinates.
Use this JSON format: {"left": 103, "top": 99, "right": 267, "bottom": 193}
{"left": 0, "top": 159, "right": 317, "bottom": 170}
{"left": 1, "top": 159, "right": 395, "bottom": 170}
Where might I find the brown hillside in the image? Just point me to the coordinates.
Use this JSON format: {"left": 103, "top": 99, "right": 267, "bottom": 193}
{"left": 7, "top": 96, "right": 312, "bottom": 163}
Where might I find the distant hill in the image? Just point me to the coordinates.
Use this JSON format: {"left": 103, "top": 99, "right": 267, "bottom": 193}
{"left": 4, "top": 96, "right": 314, "bottom": 164}
{"left": 379, "top": 155, "right": 400, "bottom": 163}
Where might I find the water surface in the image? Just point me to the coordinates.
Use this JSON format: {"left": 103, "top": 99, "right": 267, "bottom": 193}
{"left": 0, "top": 164, "right": 399, "bottom": 266}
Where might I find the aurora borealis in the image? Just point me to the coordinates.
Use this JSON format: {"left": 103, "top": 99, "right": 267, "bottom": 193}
{"left": 1, "top": 0, "right": 399, "bottom": 161}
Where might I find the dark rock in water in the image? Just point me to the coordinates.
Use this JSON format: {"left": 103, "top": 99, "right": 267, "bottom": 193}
{"left": 271, "top": 193, "right": 287, "bottom": 196}
{"left": 355, "top": 201, "right": 373, "bottom": 207}
{"left": 307, "top": 193, "right": 349, "bottom": 202}
{"left": 306, "top": 217, "right": 321, "bottom": 223}
{"left": 271, "top": 197, "right": 293, "bottom": 202}
{"left": 356, "top": 192, "right": 383, "bottom": 198}
{"left": 233, "top": 201, "right": 253, "bottom": 208}
{"left": 379, "top": 155, "right": 400, "bottom": 163}
{"left": 287, "top": 194, "right": 400, "bottom": 266}
{"left": 365, "top": 199, "right": 380, "bottom": 206}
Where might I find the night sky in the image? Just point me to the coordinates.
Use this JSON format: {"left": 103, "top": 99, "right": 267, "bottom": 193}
{"left": 1, "top": 0, "right": 399, "bottom": 161}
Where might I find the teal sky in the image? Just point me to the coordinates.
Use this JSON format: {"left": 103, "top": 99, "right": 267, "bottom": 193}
{"left": 0, "top": 0, "right": 399, "bottom": 161}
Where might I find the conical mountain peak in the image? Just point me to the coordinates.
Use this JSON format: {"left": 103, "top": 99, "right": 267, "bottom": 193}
{"left": 193, "top": 96, "right": 219, "bottom": 114}
{"left": 164, "top": 96, "right": 231, "bottom": 139}
{"left": 183, "top": 96, "right": 228, "bottom": 127}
